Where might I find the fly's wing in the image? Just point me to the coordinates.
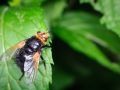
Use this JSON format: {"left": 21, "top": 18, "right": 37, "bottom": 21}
{"left": 24, "top": 52, "right": 40, "bottom": 83}
{"left": 0, "top": 40, "right": 26, "bottom": 61}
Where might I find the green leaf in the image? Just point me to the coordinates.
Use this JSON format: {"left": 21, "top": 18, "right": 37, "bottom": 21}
{"left": 9, "top": 0, "right": 44, "bottom": 6}
{"left": 80, "top": 0, "right": 120, "bottom": 37}
{"left": 44, "top": 0, "right": 66, "bottom": 23}
{"left": 52, "top": 11, "right": 120, "bottom": 73}
{"left": 0, "top": 6, "right": 53, "bottom": 90}
{"left": 59, "top": 12, "right": 120, "bottom": 56}
{"left": 9, "top": 0, "right": 21, "bottom": 6}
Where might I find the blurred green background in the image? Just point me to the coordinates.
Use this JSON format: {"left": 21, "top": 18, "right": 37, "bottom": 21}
{"left": 1, "top": 0, "right": 120, "bottom": 90}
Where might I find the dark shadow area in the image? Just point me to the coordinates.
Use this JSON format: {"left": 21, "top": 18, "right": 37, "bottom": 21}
{"left": 51, "top": 35, "right": 120, "bottom": 90}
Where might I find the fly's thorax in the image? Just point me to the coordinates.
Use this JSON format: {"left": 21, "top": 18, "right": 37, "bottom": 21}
{"left": 24, "top": 47, "right": 33, "bottom": 54}
{"left": 24, "top": 36, "right": 42, "bottom": 54}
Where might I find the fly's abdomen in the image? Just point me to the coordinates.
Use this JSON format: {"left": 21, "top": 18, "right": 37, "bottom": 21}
{"left": 14, "top": 49, "right": 26, "bottom": 73}
{"left": 15, "top": 48, "right": 33, "bottom": 74}
{"left": 15, "top": 49, "right": 26, "bottom": 63}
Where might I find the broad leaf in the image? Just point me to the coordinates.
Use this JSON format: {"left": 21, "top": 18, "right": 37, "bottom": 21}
{"left": 52, "top": 12, "right": 120, "bottom": 73}
{"left": 80, "top": 0, "right": 120, "bottom": 37}
{"left": 44, "top": 0, "right": 66, "bottom": 23}
{"left": 58, "top": 12, "right": 120, "bottom": 56}
{"left": 9, "top": 0, "right": 44, "bottom": 6}
{"left": 0, "top": 6, "right": 53, "bottom": 90}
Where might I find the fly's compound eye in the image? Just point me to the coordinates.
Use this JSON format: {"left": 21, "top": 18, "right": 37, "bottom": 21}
{"left": 36, "top": 31, "right": 49, "bottom": 44}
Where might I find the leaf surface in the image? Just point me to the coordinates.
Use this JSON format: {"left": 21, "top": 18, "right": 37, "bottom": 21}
{"left": 80, "top": 0, "right": 120, "bottom": 36}
{"left": 0, "top": 6, "right": 53, "bottom": 90}
{"left": 52, "top": 12, "right": 120, "bottom": 73}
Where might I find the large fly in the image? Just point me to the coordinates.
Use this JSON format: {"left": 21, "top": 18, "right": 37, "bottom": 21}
{"left": 0, "top": 31, "right": 51, "bottom": 82}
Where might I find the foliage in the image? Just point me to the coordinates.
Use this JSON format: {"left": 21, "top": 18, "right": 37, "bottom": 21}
{"left": 45, "top": 0, "right": 120, "bottom": 89}
{"left": 0, "top": 1, "right": 53, "bottom": 90}
{"left": 80, "top": 0, "right": 120, "bottom": 36}
{"left": 1, "top": 0, "right": 120, "bottom": 90}
{"left": 52, "top": 11, "right": 120, "bottom": 73}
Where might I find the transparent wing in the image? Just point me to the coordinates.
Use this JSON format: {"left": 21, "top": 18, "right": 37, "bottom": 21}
{"left": 24, "top": 52, "right": 40, "bottom": 83}
{"left": 0, "top": 41, "right": 26, "bottom": 61}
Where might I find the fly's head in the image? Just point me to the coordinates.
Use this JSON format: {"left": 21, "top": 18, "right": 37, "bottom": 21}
{"left": 36, "top": 31, "right": 49, "bottom": 45}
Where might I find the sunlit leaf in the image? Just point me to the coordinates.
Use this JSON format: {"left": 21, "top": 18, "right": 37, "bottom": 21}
{"left": 80, "top": 0, "right": 120, "bottom": 37}
{"left": 0, "top": 6, "right": 53, "bottom": 90}
{"left": 9, "top": 0, "right": 44, "bottom": 6}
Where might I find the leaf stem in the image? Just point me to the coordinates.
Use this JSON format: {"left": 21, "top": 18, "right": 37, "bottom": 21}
{"left": 1, "top": 7, "right": 8, "bottom": 54}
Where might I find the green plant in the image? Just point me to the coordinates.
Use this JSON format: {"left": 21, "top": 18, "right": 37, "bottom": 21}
{"left": 1, "top": 0, "right": 120, "bottom": 90}
{"left": 0, "top": 1, "right": 53, "bottom": 90}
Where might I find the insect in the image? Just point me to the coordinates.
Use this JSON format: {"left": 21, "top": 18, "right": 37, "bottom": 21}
{"left": 0, "top": 31, "right": 50, "bottom": 82}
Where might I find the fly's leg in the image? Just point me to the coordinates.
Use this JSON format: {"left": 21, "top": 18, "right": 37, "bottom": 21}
{"left": 19, "top": 71, "right": 24, "bottom": 81}
{"left": 15, "top": 58, "right": 25, "bottom": 81}
{"left": 42, "top": 45, "right": 51, "bottom": 49}
{"left": 18, "top": 64, "right": 25, "bottom": 81}
{"left": 37, "top": 48, "right": 46, "bottom": 69}
{"left": 42, "top": 42, "right": 52, "bottom": 49}
{"left": 40, "top": 55, "right": 46, "bottom": 69}
{"left": 39, "top": 43, "right": 52, "bottom": 69}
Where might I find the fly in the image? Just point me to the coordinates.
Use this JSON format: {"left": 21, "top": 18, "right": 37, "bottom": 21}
{"left": 0, "top": 31, "right": 51, "bottom": 82}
